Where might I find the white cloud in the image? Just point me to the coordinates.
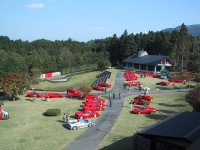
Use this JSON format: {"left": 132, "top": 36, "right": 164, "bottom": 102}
{"left": 49, "top": 0, "right": 56, "bottom": 2}
{"left": 26, "top": 3, "right": 44, "bottom": 8}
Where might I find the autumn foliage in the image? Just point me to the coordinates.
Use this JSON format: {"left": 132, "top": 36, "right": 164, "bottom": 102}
{"left": 185, "top": 88, "right": 200, "bottom": 111}
{"left": 178, "top": 70, "right": 194, "bottom": 83}
{"left": 80, "top": 86, "right": 92, "bottom": 95}
{"left": 0, "top": 72, "right": 29, "bottom": 100}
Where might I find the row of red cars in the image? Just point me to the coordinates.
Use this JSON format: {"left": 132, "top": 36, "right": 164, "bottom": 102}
{"left": 27, "top": 92, "right": 65, "bottom": 98}
{"left": 125, "top": 71, "right": 138, "bottom": 81}
{"left": 91, "top": 82, "right": 112, "bottom": 91}
{"left": 75, "top": 94, "right": 106, "bottom": 119}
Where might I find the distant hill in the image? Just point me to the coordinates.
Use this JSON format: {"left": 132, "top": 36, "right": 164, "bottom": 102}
{"left": 162, "top": 24, "right": 200, "bottom": 36}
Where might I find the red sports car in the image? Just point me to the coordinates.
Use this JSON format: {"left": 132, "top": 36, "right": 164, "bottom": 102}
{"left": 27, "top": 92, "right": 44, "bottom": 98}
{"left": 132, "top": 100, "right": 151, "bottom": 105}
{"left": 134, "top": 95, "right": 153, "bottom": 101}
{"left": 126, "top": 82, "right": 140, "bottom": 86}
{"left": 168, "top": 78, "right": 183, "bottom": 83}
{"left": 67, "top": 88, "right": 80, "bottom": 93}
{"left": 86, "top": 94, "right": 99, "bottom": 100}
{"left": 68, "top": 92, "right": 86, "bottom": 99}
{"left": 133, "top": 107, "right": 156, "bottom": 114}
{"left": 45, "top": 93, "right": 65, "bottom": 98}
{"left": 85, "top": 101, "right": 106, "bottom": 107}
{"left": 156, "top": 81, "right": 170, "bottom": 86}
{"left": 86, "top": 98, "right": 106, "bottom": 103}
{"left": 75, "top": 110, "right": 100, "bottom": 119}
{"left": 83, "top": 105, "right": 105, "bottom": 112}
{"left": 98, "top": 82, "right": 112, "bottom": 88}
{"left": 91, "top": 85, "right": 104, "bottom": 91}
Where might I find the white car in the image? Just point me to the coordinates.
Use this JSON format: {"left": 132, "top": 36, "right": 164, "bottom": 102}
{"left": 67, "top": 119, "right": 95, "bottom": 130}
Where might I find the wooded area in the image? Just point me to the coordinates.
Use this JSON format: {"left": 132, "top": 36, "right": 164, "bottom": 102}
{"left": 0, "top": 23, "right": 200, "bottom": 78}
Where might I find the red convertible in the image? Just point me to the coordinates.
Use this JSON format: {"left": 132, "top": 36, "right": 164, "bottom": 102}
{"left": 134, "top": 95, "right": 153, "bottom": 101}
{"left": 45, "top": 93, "right": 65, "bottom": 98}
{"left": 133, "top": 107, "right": 156, "bottom": 114}
{"left": 132, "top": 100, "right": 151, "bottom": 105}
{"left": 75, "top": 110, "right": 100, "bottom": 119}
{"left": 85, "top": 101, "right": 106, "bottom": 107}
{"left": 27, "top": 92, "right": 44, "bottom": 98}
{"left": 98, "top": 82, "right": 112, "bottom": 88}
{"left": 168, "top": 78, "right": 183, "bottom": 83}
{"left": 126, "top": 82, "right": 140, "bottom": 86}
{"left": 68, "top": 92, "right": 86, "bottom": 99}
{"left": 86, "top": 94, "right": 99, "bottom": 100}
{"left": 86, "top": 98, "right": 106, "bottom": 103}
{"left": 91, "top": 85, "right": 104, "bottom": 91}
{"left": 67, "top": 88, "right": 80, "bottom": 93}
{"left": 83, "top": 105, "right": 105, "bottom": 112}
{"left": 156, "top": 81, "right": 170, "bottom": 86}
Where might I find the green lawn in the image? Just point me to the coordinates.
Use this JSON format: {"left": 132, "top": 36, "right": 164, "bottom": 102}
{"left": 96, "top": 92, "right": 193, "bottom": 150}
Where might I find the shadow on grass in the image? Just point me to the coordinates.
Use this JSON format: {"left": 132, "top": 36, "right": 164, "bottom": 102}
{"left": 144, "top": 114, "right": 169, "bottom": 121}
{"left": 156, "top": 109, "right": 176, "bottom": 114}
{"left": 25, "top": 98, "right": 33, "bottom": 102}
{"left": 173, "top": 98, "right": 185, "bottom": 101}
{"left": 157, "top": 103, "right": 186, "bottom": 107}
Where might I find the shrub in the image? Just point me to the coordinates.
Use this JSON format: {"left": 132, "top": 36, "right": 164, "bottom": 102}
{"left": 46, "top": 108, "right": 61, "bottom": 116}
{"left": 142, "top": 101, "right": 150, "bottom": 106}
{"left": 185, "top": 88, "right": 200, "bottom": 111}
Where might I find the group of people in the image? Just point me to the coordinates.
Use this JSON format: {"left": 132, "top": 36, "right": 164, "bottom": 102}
{"left": 62, "top": 113, "right": 69, "bottom": 122}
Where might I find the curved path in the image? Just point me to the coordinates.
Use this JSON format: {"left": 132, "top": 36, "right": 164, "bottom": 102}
{"left": 64, "top": 69, "right": 190, "bottom": 150}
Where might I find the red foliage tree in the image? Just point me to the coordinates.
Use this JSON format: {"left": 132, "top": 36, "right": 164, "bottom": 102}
{"left": 185, "top": 88, "right": 200, "bottom": 111}
{"left": 80, "top": 86, "right": 92, "bottom": 95}
{"left": 178, "top": 70, "right": 193, "bottom": 84}
{"left": 0, "top": 73, "right": 29, "bottom": 101}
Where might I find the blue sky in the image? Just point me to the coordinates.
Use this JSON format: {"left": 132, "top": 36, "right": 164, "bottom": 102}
{"left": 0, "top": 0, "right": 200, "bottom": 42}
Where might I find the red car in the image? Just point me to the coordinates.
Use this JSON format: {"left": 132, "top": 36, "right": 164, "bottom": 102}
{"left": 27, "top": 92, "right": 44, "bottom": 98}
{"left": 156, "top": 81, "right": 170, "bottom": 86}
{"left": 86, "top": 98, "right": 106, "bottom": 103}
{"left": 98, "top": 82, "right": 112, "bottom": 88}
{"left": 133, "top": 107, "right": 156, "bottom": 114}
{"left": 168, "top": 78, "right": 183, "bottom": 83}
{"left": 83, "top": 105, "right": 105, "bottom": 112}
{"left": 45, "top": 93, "right": 65, "bottom": 98}
{"left": 86, "top": 94, "right": 99, "bottom": 100}
{"left": 67, "top": 88, "right": 80, "bottom": 93}
{"left": 85, "top": 101, "right": 106, "bottom": 107}
{"left": 126, "top": 82, "right": 140, "bottom": 86}
{"left": 134, "top": 95, "right": 153, "bottom": 101}
{"left": 91, "top": 85, "right": 104, "bottom": 91}
{"left": 68, "top": 92, "right": 86, "bottom": 99}
{"left": 132, "top": 100, "right": 151, "bottom": 105}
{"left": 75, "top": 110, "right": 100, "bottom": 119}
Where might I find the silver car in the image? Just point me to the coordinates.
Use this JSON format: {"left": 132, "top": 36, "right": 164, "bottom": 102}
{"left": 67, "top": 119, "right": 95, "bottom": 130}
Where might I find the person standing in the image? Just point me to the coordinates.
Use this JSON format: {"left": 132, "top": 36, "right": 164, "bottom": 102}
{"left": 113, "top": 93, "right": 115, "bottom": 99}
{"left": 66, "top": 113, "right": 69, "bottom": 121}
{"left": 119, "top": 92, "right": 121, "bottom": 100}
{"left": 63, "top": 113, "right": 66, "bottom": 122}
{"left": 131, "top": 100, "right": 133, "bottom": 108}
{"left": 110, "top": 99, "right": 112, "bottom": 107}
{"left": 128, "top": 87, "right": 130, "bottom": 93}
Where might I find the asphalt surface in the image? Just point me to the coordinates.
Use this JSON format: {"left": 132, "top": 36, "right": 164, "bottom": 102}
{"left": 64, "top": 69, "right": 190, "bottom": 150}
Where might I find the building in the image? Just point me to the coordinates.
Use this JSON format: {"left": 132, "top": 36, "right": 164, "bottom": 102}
{"left": 138, "top": 112, "right": 200, "bottom": 150}
{"left": 123, "top": 50, "right": 172, "bottom": 73}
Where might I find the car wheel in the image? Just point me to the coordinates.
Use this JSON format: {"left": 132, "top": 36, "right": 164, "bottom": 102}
{"left": 81, "top": 95, "right": 83, "bottom": 98}
{"left": 94, "top": 114, "right": 97, "bottom": 118}
{"left": 99, "top": 108, "right": 102, "bottom": 111}
{"left": 138, "top": 112, "right": 141, "bottom": 115}
{"left": 101, "top": 101, "right": 103, "bottom": 103}
{"left": 179, "top": 82, "right": 181, "bottom": 83}
{"left": 88, "top": 123, "right": 92, "bottom": 127}
{"left": 59, "top": 95, "right": 62, "bottom": 98}
{"left": 151, "top": 111, "right": 154, "bottom": 115}
{"left": 50, "top": 96, "right": 52, "bottom": 98}
{"left": 134, "top": 102, "right": 136, "bottom": 105}
{"left": 80, "top": 116, "right": 83, "bottom": 119}
{"left": 71, "top": 96, "right": 73, "bottom": 98}
{"left": 73, "top": 126, "right": 77, "bottom": 130}
{"left": 100, "top": 104, "right": 103, "bottom": 106}
{"left": 172, "top": 81, "right": 174, "bottom": 83}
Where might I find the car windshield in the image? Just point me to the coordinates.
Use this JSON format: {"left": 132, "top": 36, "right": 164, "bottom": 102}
{"left": 93, "top": 106, "right": 99, "bottom": 108}
{"left": 84, "top": 120, "right": 89, "bottom": 123}
{"left": 87, "top": 112, "right": 93, "bottom": 114}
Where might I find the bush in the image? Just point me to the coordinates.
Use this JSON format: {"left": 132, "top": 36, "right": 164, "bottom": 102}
{"left": 142, "top": 101, "right": 150, "bottom": 106}
{"left": 46, "top": 108, "right": 61, "bottom": 116}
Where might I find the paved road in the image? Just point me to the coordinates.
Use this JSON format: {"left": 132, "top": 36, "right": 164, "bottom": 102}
{"left": 64, "top": 69, "right": 190, "bottom": 150}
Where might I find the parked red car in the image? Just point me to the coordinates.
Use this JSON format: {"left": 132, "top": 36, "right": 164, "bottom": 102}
{"left": 86, "top": 98, "right": 106, "bottom": 103}
{"left": 168, "top": 78, "right": 183, "bottom": 83}
{"left": 132, "top": 100, "right": 151, "bottom": 105}
{"left": 27, "top": 92, "right": 44, "bottom": 98}
{"left": 75, "top": 110, "right": 100, "bottom": 119}
{"left": 133, "top": 107, "right": 156, "bottom": 114}
{"left": 126, "top": 82, "right": 140, "bottom": 86}
{"left": 85, "top": 101, "right": 106, "bottom": 107}
{"left": 156, "top": 81, "right": 170, "bottom": 86}
{"left": 45, "top": 93, "right": 65, "bottom": 98}
{"left": 134, "top": 95, "right": 153, "bottom": 101}
{"left": 91, "top": 85, "right": 104, "bottom": 91}
{"left": 68, "top": 92, "right": 86, "bottom": 99}
{"left": 83, "top": 105, "right": 105, "bottom": 111}
{"left": 67, "top": 88, "right": 80, "bottom": 93}
{"left": 86, "top": 94, "right": 99, "bottom": 100}
{"left": 98, "top": 82, "right": 112, "bottom": 88}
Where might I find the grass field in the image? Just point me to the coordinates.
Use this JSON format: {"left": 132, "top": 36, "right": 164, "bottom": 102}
{"left": 96, "top": 92, "right": 193, "bottom": 150}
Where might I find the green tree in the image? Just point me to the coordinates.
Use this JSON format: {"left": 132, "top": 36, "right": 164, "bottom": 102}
{"left": 0, "top": 72, "right": 29, "bottom": 101}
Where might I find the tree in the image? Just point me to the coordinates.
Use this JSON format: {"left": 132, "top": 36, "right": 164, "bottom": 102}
{"left": 185, "top": 88, "right": 200, "bottom": 111}
{"left": 178, "top": 70, "right": 193, "bottom": 86}
{"left": 97, "top": 60, "right": 111, "bottom": 70}
{"left": 0, "top": 73, "right": 29, "bottom": 101}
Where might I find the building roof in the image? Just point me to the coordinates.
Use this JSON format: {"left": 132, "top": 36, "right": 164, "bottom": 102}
{"left": 123, "top": 54, "right": 170, "bottom": 66}
{"left": 138, "top": 112, "right": 200, "bottom": 145}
